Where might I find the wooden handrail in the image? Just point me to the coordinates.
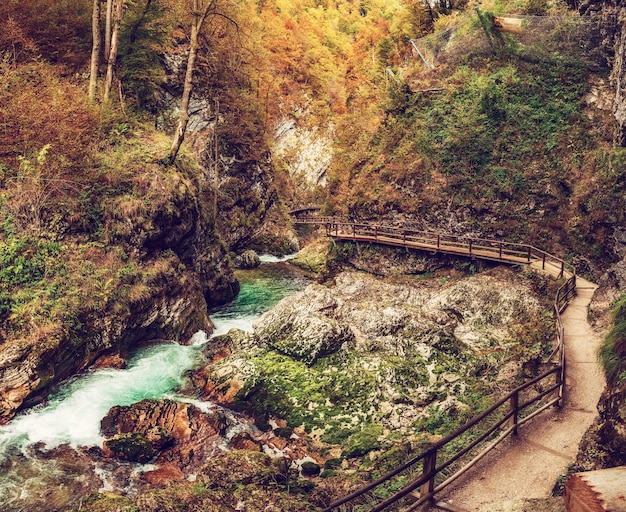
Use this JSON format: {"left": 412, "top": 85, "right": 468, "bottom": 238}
{"left": 294, "top": 218, "right": 578, "bottom": 512}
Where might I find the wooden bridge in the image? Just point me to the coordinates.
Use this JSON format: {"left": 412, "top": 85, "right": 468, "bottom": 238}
{"left": 294, "top": 216, "right": 578, "bottom": 512}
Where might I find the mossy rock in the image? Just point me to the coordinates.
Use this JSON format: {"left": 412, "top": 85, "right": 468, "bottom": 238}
{"left": 300, "top": 461, "right": 321, "bottom": 477}
{"left": 274, "top": 426, "right": 294, "bottom": 439}
{"left": 290, "top": 239, "right": 330, "bottom": 273}
{"left": 77, "top": 492, "right": 136, "bottom": 512}
{"left": 237, "top": 250, "right": 261, "bottom": 269}
{"left": 344, "top": 424, "right": 384, "bottom": 458}
{"left": 104, "top": 432, "right": 156, "bottom": 463}
{"left": 323, "top": 458, "right": 342, "bottom": 470}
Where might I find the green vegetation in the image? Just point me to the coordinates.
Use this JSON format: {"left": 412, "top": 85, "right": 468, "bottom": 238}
{"left": 78, "top": 451, "right": 316, "bottom": 512}
{"left": 599, "top": 294, "right": 626, "bottom": 384}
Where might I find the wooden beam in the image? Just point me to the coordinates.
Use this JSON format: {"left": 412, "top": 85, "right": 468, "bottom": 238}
{"left": 493, "top": 16, "right": 523, "bottom": 34}
{"left": 564, "top": 467, "right": 626, "bottom": 512}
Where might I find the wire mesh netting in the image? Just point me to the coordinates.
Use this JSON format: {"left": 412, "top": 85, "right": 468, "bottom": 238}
{"left": 410, "top": 13, "right": 616, "bottom": 69}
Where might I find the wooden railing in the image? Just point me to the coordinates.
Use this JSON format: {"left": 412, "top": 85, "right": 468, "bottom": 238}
{"left": 294, "top": 217, "right": 577, "bottom": 511}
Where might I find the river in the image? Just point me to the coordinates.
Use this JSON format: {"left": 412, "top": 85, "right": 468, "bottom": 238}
{"left": 0, "top": 259, "right": 310, "bottom": 510}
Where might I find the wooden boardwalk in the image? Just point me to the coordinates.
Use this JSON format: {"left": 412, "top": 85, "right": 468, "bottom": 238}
{"left": 297, "top": 217, "right": 572, "bottom": 278}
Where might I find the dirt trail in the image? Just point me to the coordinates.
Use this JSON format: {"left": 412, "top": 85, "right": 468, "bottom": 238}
{"left": 436, "top": 275, "right": 606, "bottom": 512}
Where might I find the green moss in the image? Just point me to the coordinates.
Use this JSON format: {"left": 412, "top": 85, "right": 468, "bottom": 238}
{"left": 344, "top": 423, "right": 385, "bottom": 457}
{"left": 233, "top": 351, "right": 378, "bottom": 440}
{"left": 300, "top": 461, "right": 321, "bottom": 476}
{"left": 104, "top": 433, "right": 156, "bottom": 463}
{"left": 599, "top": 294, "right": 626, "bottom": 385}
{"left": 77, "top": 493, "right": 137, "bottom": 512}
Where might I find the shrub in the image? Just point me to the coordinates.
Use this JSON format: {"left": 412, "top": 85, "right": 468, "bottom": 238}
{"left": 599, "top": 294, "right": 626, "bottom": 385}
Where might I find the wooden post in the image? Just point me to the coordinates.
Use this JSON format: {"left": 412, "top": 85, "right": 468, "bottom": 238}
{"left": 476, "top": 7, "right": 495, "bottom": 52}
{"left": 510, "top": 392, "right": 519, "bottom": 436}
{"left": 542, "top": 253, "right": 546, "bottom": 270}
{"left": 556, "top": 363, "right": 564, "bottom": 408}
{"left": 527, "top": 246, "right": 531, "bottom": 262}
{"left": 469, "top": 239, "right": 473, "bottom": 255}
{"left": 420, "top": 450, "right": 437, "bottom": 503}
{"left": 437, "top": 234, "right": 440, "bottom": 250}
{"left": 499, "top": 243, "right": 503, "bottom": 259}
{"left": 375, "top": 226, "right": 378, "bottom": 240}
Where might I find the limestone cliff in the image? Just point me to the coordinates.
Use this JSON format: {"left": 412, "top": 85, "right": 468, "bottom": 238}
{"left": 0, "top": 151, "right": 239, "bottom": 423}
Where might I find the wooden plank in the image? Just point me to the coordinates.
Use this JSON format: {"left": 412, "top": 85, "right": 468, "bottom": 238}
{"left": 493, "top": 16, "right": 523, "bottom": 34}
{"left": 564, "top": 467, "right": 626, "bottom": 512}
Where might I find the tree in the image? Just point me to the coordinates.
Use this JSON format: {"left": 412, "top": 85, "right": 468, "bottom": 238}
{"left": 89, "top": 0, "right": 101, "bottom": 101}
{"left": 88, "top": 0, "right": 126, "bottom": 103}
{"left": 167, "top": 0, "right": 237, "bottom": 165}
{"left": 104, "top": 0, "right": 126, "bottom": 103}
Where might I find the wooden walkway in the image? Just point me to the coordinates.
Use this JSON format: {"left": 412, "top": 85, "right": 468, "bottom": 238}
{"left": 297, "top": 217, "right": 572, "bottom": 278}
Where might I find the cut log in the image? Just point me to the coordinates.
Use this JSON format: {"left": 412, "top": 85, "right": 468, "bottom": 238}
{"left": 493, "top": 16, "right": 523, "bottom": 34}
{"left": 564, "top": 466, "right": 626, "bottom": 512}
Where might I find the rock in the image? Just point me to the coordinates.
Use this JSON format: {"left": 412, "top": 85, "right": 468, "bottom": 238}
{"left": 253, "top": 284, "right": 354, "bottom": 364}
{"left": 236, "top": 250, "right": 261, "bottom": 269}
{"left": 272, "top": 117, "right": 332, "bottom": 189}
{"left": 92, "top": 354, "right": 126, "bottom": 370}
{"left": 193, "top": 267, "right": 550, "bottom": 447}
{"left": 142, "top": 464, "right": 186, "bottom": 486}
{"left": 101, "top": 399, "right": 231, "bottom": 472}
{"left": 256, "top": 311, "right": 354, "bottom": 365}
{"left": 103, "top": 432, "right": 157, "bottom": 463}
{"left": 300, "top": 461, "right": 321, "bottom": 476}
{"left": 231, "top": 432, "right": 261, "bottom": 451}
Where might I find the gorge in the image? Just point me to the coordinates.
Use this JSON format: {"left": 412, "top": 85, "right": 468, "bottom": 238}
{"left": 1, "top": 0, "right": 626, "bottom": 510}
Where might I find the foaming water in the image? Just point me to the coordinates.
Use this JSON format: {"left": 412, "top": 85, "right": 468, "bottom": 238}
{"left": 258, "top": 253, "right": 298, "bottom": 263}
{"left": 0, "top": 343, "right": 199, "bottom": 455}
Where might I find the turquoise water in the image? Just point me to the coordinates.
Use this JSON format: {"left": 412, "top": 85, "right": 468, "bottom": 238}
{"left": 0, "top": 261, "right": 310, "bottom": 457}
{"left": 210, "top": 262, "right": 311, "bottom": 336}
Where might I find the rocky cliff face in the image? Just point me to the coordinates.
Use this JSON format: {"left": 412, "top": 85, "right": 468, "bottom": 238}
{"left": 0, "top": 159, "right": 239, "bottom": 423}
{"left": 574, "top": 0, "right": 624, "bottom": 142}
{"left": 564, "top": 0, "right": 626, "bottom": 474}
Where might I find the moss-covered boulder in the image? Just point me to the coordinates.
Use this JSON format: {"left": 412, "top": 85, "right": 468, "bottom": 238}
{"left": 253, "top": 283, "right": 354, "bottom": 364}
{"left": 236, "top": 250, "right": 262, "bottom": 269}
{"left": 197, "top": 267, "right": 553, "bottom": 452}
{"left": 103, "top": 432, "right": 157, "bottom": 463}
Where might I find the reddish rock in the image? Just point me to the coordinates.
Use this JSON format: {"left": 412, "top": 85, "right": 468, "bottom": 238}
{"left": 142, "top": 464, "right": 186, "bottom": 486}
{"left": 101, "top": 399, "right": 231, "bottom": 473}
{"left": 231, "top": 432, "right": 261, "bottom": 451}
{"left": 92, "top": 354, "right": 126, "bottom": 370}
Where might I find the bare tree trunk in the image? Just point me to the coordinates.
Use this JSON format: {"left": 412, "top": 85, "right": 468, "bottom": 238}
{"left": 213, "top": 98, "right": 219, "bottom": 220}
{"left": 168, "top": 0, "right": 213, "bottom": 164}
{"left": 88, "top": 0, "right": 101, "bottom": 102}
{"left": 105, "top": 0, "right": 113, "bottom": 62}
{"left": 104, "top": 0, "right": 124, "bottom": 104}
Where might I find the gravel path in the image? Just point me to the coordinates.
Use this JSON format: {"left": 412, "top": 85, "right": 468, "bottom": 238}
{"left": 435, "top": 276, "right": 606, "bottom": 512}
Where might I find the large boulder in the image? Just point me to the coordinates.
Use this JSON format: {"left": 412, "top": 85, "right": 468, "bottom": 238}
{"left": 101, "top": 399, "right": 230, "bottom": 471}
{"left": 195, "top": 267, "right": 550, "bottom": 442}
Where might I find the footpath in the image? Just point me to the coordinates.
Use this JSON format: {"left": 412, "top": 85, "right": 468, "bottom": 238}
{"left": 437, "top": 276, "right": 606, "bottom": 512}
